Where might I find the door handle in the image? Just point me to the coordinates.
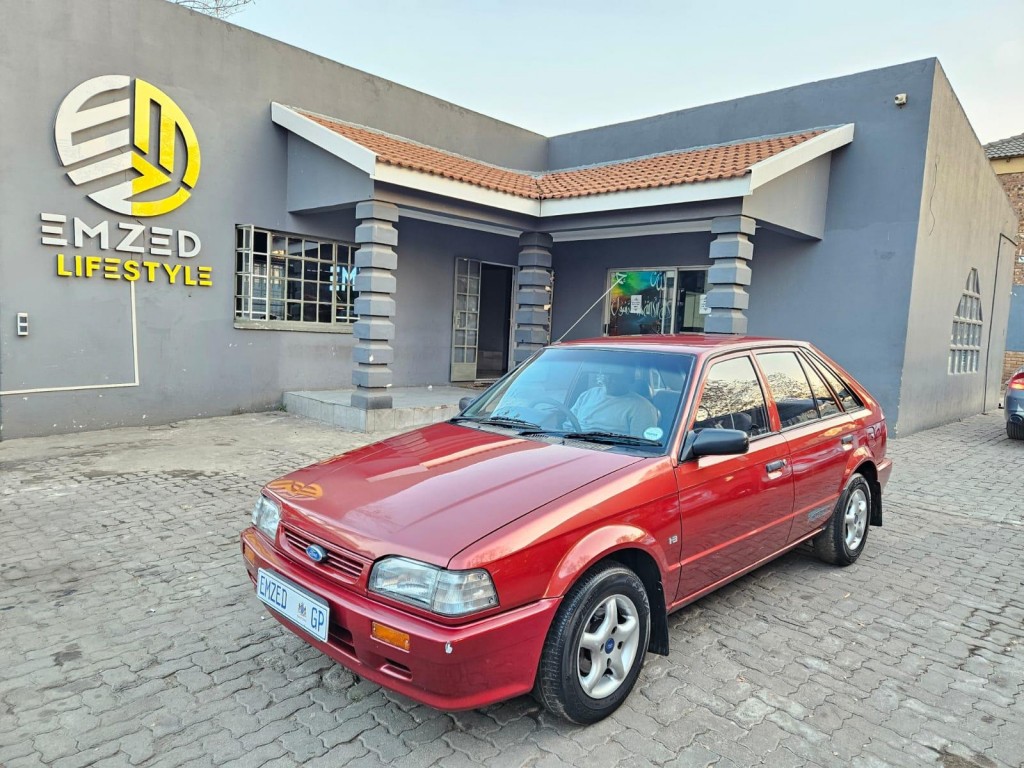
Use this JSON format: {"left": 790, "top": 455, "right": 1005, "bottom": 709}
{"left": 841, "top": 435, "right": 854, "bottom": 448}
{"left": 765, "top": 459, "right": 787, "bottom": 473}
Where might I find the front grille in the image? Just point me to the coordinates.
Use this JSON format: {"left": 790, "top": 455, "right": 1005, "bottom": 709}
{"left": 282, "top": 525, "right": 366, "bottom": 583}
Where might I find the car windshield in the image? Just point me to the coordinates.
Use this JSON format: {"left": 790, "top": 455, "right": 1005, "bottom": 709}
{"left": 457, "top": 347, "right": 695, "bottom": 452}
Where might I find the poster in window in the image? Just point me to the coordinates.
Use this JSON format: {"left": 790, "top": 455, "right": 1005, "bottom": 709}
{"left": 607, "top": 271, "right": 670, "bottom": 336}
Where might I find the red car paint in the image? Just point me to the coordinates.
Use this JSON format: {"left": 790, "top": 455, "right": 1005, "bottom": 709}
{"left": 241, "top": 335, "right": 892, "bottom": 710}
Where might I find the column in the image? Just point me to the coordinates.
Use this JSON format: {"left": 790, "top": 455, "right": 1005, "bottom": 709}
{"left": 351, "top": 200, "right": 398, "bottom": 410}
{"left": 705, "top": 215, "right": 755, "bottom": 335}
{"left": 513, "top": 232, "right": 554, "bottom": 365}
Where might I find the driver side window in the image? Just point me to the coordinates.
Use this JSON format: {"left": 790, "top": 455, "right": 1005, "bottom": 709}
{"left": 693, "top": 356, "right": 769, "bottom": 437}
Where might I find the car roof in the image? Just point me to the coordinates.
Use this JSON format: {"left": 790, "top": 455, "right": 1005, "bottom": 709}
{"left": 553, "top": 334, "right": 811, "bottom": 356}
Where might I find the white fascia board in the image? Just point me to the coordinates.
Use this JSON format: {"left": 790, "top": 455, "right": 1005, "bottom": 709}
{"left": 538, "top": 177, "right": 752, "bottom": 217}
{"left": 374, "top": 164, "right": 541, "bottom": 216}
{"left": 271, "top": 103, "right": 377, "bottom": 176}
{"left": 747, "top": 124, "right": 855, "bottom": 192}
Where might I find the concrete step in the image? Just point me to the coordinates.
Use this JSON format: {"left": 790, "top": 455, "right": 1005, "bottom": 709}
{"left": 283, "top": 386, "right": 472, "bottom": 433}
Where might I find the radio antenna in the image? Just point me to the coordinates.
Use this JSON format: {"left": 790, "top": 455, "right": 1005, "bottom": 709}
{"left": 555, "top": 275, "right": 625, "bottom": 343}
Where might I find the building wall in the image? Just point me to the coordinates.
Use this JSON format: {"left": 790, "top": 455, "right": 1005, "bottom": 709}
{"left": 553, "top": 61, "right": 939, "bottom": 429}
{"left": 0, "top": 0, "right": 545, "bottom": 439}
{"left": 897, "top": 64, "right": 1018, "bottom": 434}
{"left": 551, "top": 233, "right": 715, "bottom": 340}
{"left": 390, "top": 219, "right": 520, "bottom": 387}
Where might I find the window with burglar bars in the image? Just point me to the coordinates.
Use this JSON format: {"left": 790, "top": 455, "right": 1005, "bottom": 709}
{"left": 235, "top": 226, "right": 358, "bottom": 328}
{"left": 949, "top": 268, "right": 983, "bottom": 374}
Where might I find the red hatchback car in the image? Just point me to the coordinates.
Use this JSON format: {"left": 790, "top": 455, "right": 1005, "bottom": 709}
{"left": 241, "top": 336, "right": 892, "bottom": 723}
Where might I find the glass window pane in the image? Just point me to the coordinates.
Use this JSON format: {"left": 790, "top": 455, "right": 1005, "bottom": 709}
{"left": 253, "top": 230, "right": 268, "bottom": 254}
{"left": 799, "top": 356, "right": 841, "bottom": 418}
{"left": 320, "top": 243, "right": 334, "bottom": 261}
{"left": 809, "top": 355, "right": 862, "bottom": 410}
{"left": 694, "top": 356, "right": 769, "bottom": 436}
{"left": 756, "top": 351, "right": 818, "bottom": 426}
{"left": 271, "top": 235, "right": 287, "bottom": 258}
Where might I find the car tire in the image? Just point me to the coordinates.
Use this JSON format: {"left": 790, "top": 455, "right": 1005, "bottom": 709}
{"left": 813, "top": 474, "right": 871, "bottom": 567}
{"left": 534, "top": 562, "right": 651, "bottom": 724}
{"left": 1007, "top": 422, "right": 1024, "bottom": 441}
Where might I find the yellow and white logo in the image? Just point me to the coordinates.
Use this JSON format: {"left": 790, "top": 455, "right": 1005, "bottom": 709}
{"left": 54, "top": 75, "right": 201, "bottom": 217}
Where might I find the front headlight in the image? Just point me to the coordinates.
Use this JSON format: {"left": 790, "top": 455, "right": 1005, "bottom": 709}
{"left": 251, "top": 494, "right": 281, "bottom": 541}
{"left": 368, "top": 556, "right": 498, "bottom": 616}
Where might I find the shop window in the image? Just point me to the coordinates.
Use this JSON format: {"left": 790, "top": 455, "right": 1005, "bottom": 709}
{"left": 234, "top": 226, "right": 357, "bottom": 330}
{"left": 949, "top": 268, "right": 983, "bottom": 374}
{"left": 605, "top": 268, "right": 708, "bottom": 336}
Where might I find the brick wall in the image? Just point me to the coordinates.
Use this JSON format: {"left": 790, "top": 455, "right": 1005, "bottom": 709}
{"left": 996, "top": 172, "right": 1024, "bottom": 382}
{"left": 1004, "top": 350, "right": 1024, "bottom": 385}
{"left": 996, "top": 171, "right": 1024, "bottom": 286}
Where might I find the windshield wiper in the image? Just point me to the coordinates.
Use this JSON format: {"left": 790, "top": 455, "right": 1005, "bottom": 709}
{"left": 520, "top": 429, "right": 661, "bottom": 446}
{"left": 450, "top": 415, "right": 541, "bottom": 430}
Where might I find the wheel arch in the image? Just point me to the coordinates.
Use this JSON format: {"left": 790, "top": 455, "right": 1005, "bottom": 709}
{"left": 851, "top": 460, "right": 882, "bottom": 526}
{"left": 545, "top": 526, "right": 671, "bottom": 656}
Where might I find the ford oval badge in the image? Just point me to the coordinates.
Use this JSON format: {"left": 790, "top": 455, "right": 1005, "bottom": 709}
{"left": 305, "top": 544, "right": 327, "bottom": 563}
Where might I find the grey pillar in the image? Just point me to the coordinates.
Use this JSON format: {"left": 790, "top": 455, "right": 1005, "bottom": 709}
{"left": 351, "top": 200, "right": 398, "bottom": 410}
{"left": 705, "top": 215, "right": 755, "bottom": 335}
{"left": 514, "top": 232, "right": 554, "bottom": 365}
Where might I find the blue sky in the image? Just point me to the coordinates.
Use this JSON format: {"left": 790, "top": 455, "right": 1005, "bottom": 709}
{"left": 230, "top": 0, "right": 1022, "bottom": 143}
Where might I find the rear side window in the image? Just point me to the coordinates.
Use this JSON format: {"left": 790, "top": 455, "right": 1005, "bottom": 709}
{"left": 808, "top": 354, "right": 864, "bottom": 411}
{"left": 693, "top": 356, "right": 770, "bottom": 437}
{"left": 756, "top": 351, "right": 818, "bottom": 427}
{"left": 798, "top": 357, "right": 841, "bottom": 418}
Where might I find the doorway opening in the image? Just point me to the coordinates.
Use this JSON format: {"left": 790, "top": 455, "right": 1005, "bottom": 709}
{"left": 451, "top": 258, "right": 514, "bottom": 382}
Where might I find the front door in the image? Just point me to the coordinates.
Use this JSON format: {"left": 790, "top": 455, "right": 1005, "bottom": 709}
{"left": 451, "top": 258, "right": 514, "bottom": 382}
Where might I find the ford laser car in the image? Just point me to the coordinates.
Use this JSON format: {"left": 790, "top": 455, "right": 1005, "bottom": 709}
{"left": 241, "top": 335, "right": 892, "bottom": 723}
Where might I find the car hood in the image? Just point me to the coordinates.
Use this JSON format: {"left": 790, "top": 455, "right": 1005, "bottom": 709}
{"left": 268, "top": 422, "right": 644, "bottom": 565}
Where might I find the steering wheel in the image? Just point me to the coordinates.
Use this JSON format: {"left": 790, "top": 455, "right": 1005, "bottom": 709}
{"left": 534, "top": 398, "right": 581, "bottom": 432}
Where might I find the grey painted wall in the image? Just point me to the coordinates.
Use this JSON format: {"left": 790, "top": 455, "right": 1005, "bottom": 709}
{"left": 552, "top": 62, "right": 940, "bottom": 429}
{"left": 551, "top": 233, "right": 714, "bottom": 340}
{"left": 391, "top": 219, "right": 520, "bottom": 387}
{"left": 0, "top": 0, "right": 543, "bottom": 438}
{"left": 897, "top": 64, "right": 1017, "bottom": 434}
{"left": 549, "top": 60, "right": 938, "bottom": 169}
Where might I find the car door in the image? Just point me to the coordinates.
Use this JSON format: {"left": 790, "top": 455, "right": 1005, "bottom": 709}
{"left": 673, "top": 353, "right": 795, "bottom": 602}
{"left": 753, "top": 349, "right": 856, "bottom": 543}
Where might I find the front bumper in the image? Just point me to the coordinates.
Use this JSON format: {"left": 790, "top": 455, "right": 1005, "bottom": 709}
{"left": 240, "top": 528, "right": 559, "bottom": 711}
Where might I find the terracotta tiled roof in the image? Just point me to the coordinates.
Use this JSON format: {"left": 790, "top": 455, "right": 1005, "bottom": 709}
{"left": 300, "top": 110, "right": 824, "bottom": 200}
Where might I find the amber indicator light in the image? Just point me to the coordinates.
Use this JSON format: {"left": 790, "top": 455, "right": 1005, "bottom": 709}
{"left": 371, "top": 622, "right": 411, "bottom": 652}
{"left": 243, "top": 544, "right": 256, "bottom": 567}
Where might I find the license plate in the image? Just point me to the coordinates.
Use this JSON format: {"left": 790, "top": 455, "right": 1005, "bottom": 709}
{"left": 256, "top": 569, "right": 329, "bottom": 643}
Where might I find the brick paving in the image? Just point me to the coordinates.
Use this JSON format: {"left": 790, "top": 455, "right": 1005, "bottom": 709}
{"left": 1, "top": 411, "right": 1022, "bottom": 768}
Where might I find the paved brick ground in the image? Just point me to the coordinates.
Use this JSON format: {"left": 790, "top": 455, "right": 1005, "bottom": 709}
{"left": 1, "top": 411, "right": 1022, "bottom": 768}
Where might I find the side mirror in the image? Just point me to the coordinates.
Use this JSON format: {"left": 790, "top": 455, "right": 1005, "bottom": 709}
{"left": 458, "top": 396, "right": 477, "bottom": 411}
{"left": 687, "top": 429, "right": 749, "bottom": 459}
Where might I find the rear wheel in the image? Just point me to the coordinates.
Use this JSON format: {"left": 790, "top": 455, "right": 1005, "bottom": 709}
{"left": 1008, "top": 421, "right": 1024, "bottom": 440}
{"left": 814, "top": 474, "right": 871, "bottom": 566}
{"left": 534, "top": 563, "right": 650, "bottom": 724}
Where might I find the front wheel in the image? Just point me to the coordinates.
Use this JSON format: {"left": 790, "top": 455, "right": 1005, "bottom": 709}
{"left": 534, "top": 563, "right": 651, "bottom": 724}
{"left": 814, "top": 474, "right": 871, "bottom": 566}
